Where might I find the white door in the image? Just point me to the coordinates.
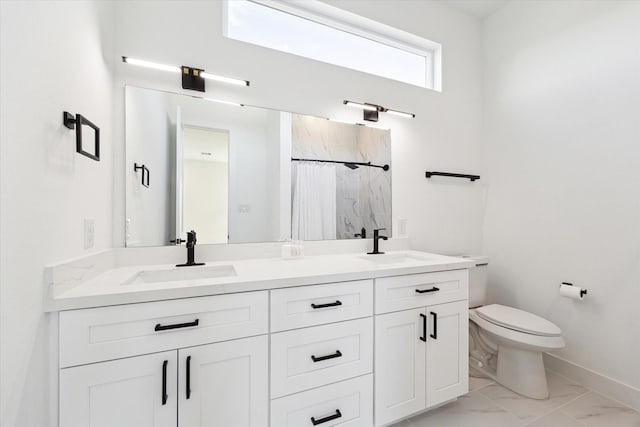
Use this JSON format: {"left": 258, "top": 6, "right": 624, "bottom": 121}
{"left": 59, "top": 351, "right": 177, "bottom": 427}
{"left": 178, "top": 335, "right": 268, "bottom": 427}
{"left": 425, "top": 300, "right": 469, "bottom": 408}
{"left": 182, "top": 127, "right": 229, "bottom": 244}
{"left": 175, "top": 105, "right": 184, "bottom": 241}
{"left": 374, "top": 308, "right": 426, "bottom": 426}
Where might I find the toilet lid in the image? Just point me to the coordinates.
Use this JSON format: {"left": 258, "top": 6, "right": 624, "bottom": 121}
{"left": 475, "top": 304, "right": 561, "bottom": 337}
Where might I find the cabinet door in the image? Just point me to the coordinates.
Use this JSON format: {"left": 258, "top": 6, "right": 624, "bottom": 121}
{"left": 374, "top": 308, "right": 426, "bottom": 426}
{"left": 59, "top": 351, "right": 177, "bottom": 427}
{"left": 425, "top": 300, "right": 469, "bottom": 408}
{"left": 178, "top": 335, "right": 268, "bottom": 427}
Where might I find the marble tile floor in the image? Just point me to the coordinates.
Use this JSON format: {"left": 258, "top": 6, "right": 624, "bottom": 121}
{"left": 392, "top": 372, "right": 640, "bottom": 427}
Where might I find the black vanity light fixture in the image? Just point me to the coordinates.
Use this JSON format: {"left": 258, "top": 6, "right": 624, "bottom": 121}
{"left": 121, "top": 57, "right": 250, "bottom": 92}
{"left": 343, "top": 100, "right": 415, "bottom": 122}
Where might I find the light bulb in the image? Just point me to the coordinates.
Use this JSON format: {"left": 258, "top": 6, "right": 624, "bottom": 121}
{"left": 200, "top": 72, "right": 249, "bottom": 87}
{"left": 122, "top": 57, "right": 180, "bottom": 73}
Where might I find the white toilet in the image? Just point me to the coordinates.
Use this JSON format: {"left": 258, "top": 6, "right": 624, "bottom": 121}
{"left": 463, "top": 256, "right": 564, "bottom": 399}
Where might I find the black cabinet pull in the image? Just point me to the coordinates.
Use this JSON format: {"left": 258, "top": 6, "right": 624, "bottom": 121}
{"left": 186, "top": 355, "right": 192, "bottom": 399}
{"left": 311, "top": 350, "right": 342, "bottom": 363}
{"left": 155, "top": 319, "right": 199, "bottom": 331}
{"left": 310, "top": 300, "right": 342, "bottom": 309}
{"left": 430, "top": 311, "right": 438, "bottom": 340}
{"left": 311, "top": 409, "right": 342, "bottom": 425}
{"left": 161, "top": 360, "right": 168, "bottom": 405}
{"left": 419, "top": 313, "right": 427, "bottom": 342}
{"left": 415, "top": 287, "right": 440, "bottom": 294}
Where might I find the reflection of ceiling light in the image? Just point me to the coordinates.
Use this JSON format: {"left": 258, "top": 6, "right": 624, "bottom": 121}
{"left": 343, "top": 99, "right": 415, "bottom": 122}
{"left": 122, "top": 56, "right": 250, "bottom": 92}
{"left": 203, "top": 97, "right": 244, "bottom": 107}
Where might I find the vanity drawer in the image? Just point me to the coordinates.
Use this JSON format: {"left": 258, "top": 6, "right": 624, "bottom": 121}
{"left": 375, "top": 270, "right": 468, "bottom": 314}
{"left": 59, "top": 291, "right": 268, "bottom": 368}
{"left": 271, "top": 374, "right": 373, "bottom": 427}
{"left": 270, "top": 318, "right": 373, "bottom": 398}
{"left": 270, "top": 280, "right": 373, "bottom": 332}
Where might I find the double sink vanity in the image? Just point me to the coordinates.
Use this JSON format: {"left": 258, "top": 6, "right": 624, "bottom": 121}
{"left": 47, "top": 243, "right": 474, "bottom": 427}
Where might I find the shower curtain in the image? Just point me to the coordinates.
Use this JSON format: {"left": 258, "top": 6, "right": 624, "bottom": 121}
{"left": 291, "top": 162, "right": 337, "bottom": 240}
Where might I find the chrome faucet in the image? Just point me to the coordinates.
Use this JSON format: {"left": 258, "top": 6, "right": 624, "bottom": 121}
{"left": 176, "top": 230, "right": 205, "bottom": 267}
{"left": 367, "top": 228, "right": 388, "bottom": 255}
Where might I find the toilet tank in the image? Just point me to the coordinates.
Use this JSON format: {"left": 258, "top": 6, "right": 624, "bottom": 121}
{"left": 458, "top": 255, "right": 489, "bottom": 308}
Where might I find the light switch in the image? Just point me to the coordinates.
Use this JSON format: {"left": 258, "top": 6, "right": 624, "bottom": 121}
{"left": 84, "top": 219, "right": 95, "bottom": 249}
{"left": 398, "top": 218, "right": 407, "bottom": 237}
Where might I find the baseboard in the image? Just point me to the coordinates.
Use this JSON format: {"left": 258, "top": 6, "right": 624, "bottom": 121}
{"left": 544, "top": 353, "right": 640, "bottom": 411}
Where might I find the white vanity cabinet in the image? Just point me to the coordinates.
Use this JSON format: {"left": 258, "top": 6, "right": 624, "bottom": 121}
{"left": 60, "top": 351, "right": 177, "bottom": 427}
{"left": 60, "top": 337, "right": 268, "bottom": 427}
{"left": 374, "top": 271, "right": 469, "bottom": 426}
{"left": 269, "top": 280, "right": 375, "bottom": 427}
{"left": 56, "top": 264, "right": 470, "bottom": 427}
{"left": 58, "top": 291, "right": 269, "bottom": 427}
{"left": 178, "top": 336, "right": 268, "bottom": 427}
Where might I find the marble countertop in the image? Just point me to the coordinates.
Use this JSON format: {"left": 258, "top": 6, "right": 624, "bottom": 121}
{"left": 46, "top": 250, "right": 475, "bottom": 311}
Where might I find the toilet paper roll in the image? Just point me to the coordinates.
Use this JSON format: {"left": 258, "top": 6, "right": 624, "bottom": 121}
{"left": 559, "top": 283, "right": 586, "bottom": 300}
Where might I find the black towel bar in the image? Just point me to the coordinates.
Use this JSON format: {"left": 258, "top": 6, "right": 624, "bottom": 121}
{"left": 425, "top": 171, "right": 480, "bottom": 181}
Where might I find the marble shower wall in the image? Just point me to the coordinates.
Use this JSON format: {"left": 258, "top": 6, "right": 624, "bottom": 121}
{"left": 291, "top": 114, "right": 391, "bottom": 239}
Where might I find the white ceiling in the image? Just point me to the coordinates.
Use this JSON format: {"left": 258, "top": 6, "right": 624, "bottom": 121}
{"left": 441, "top": 0, "right": 509, "bottom": 19}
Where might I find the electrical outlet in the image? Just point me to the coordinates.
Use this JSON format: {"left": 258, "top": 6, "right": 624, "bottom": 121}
{"left": 398, "top": 218, "right": 407, "bottom": 237}
{"left": 84, "top": 219, "right": 95, "bottom": 249}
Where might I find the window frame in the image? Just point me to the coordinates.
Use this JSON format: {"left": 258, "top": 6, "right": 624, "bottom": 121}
{"left": 223, "top": 0, "right": 442, "bottom": 91}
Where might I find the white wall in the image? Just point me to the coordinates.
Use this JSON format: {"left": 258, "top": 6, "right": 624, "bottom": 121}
{"left": 278, "top": 112, "right": 293, "bottom": 240}
{"left": 482, "top": 0, "right": 640, "bottom": 393}
{"left": 125, "top": 87, "right": 173, "bottom": 246}
{"left": 265, "top": 110, "right": 284, "bottom": 240}
{"left": 0, "top": 2, "right": 115, "bottom": 426}
{"left": 113, "top": 0, "right": 484, "bottom": 254}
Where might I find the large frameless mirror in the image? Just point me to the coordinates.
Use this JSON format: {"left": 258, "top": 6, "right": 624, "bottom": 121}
{"left": 125, "top": 86, "right": 391, "bottom": 247}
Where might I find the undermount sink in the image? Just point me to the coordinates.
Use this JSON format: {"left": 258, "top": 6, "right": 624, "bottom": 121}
{"left": 123, "top": 264, "right": 237, "bottom": 285}
{"left": 360, "top": 253, "right": 431, "bottom": 265}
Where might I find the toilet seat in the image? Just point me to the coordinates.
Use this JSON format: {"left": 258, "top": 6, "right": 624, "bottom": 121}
{"left": 476, "top": 304, "right": 561, "bottom": 337}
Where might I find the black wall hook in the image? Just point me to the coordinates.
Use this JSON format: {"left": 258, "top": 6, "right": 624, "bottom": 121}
{"left": 134, "top": 163, "right": 150, "bottom": 188}
{"left": 63, "top": 112, "right": 100, "bottom": 161}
